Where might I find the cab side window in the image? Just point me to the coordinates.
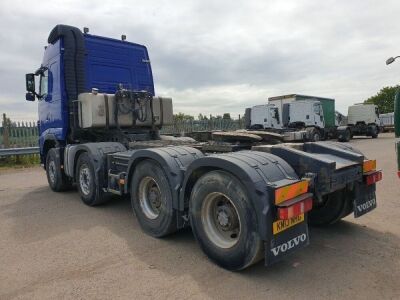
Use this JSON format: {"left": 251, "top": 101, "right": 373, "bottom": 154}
{"left": 274, "top": 108, "right": 280, "bottom": 123}
{"left": 39, "top": 69, "right": 48, "bottom": 97}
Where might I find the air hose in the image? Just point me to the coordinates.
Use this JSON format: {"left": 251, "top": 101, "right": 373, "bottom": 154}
{"left": 114, "top": 86, "right": 152, "bottom": 128}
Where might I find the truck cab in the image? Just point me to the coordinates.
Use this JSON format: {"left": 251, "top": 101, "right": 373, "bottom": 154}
{"left": 337, "top": 104, "right": 380, "bottom": 142}
{"left": 25, "top": 25, "right": 155, "bottom": 164}
{"left": 283, "top": 100, "right": 324, "bottom": 128}
{"left": 348, "top": 104, "right": 380, "bottom": 127}
{"left": 248, "top": 104, "right": 281, "bottom": 129}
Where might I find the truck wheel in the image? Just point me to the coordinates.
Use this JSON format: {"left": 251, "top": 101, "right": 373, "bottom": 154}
{"left": 307, "top": 128, "right": 321, "bottom": 142}
{"left": 370, "top": 126, "right": 378, "bottom": 138}
{"left": 130, "top": 160, "right": 177, "bottom": 237}
{"left": 189, "top": 170, "right": 263, "bottom": 270}
{"left": 338, "top": 129, "right": 351, "bottom": 142}
{"left": 308, "top": 189, "right": 351, "bottom": 226}
{"left": 45, "top": 148, "right": 71, "bottom": 192}
{"left": 76, "top": 152, "right": 107, "bottom": 206}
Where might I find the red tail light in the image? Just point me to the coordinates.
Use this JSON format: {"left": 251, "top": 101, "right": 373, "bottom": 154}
{"left": 278, "top": 197, "right": 313, "bottom": 220}
{"left": 365, "top": 171, "right": 382, "bottom": 185}
{"left": 398, "top": 171, "right": 400, "bottom": 179}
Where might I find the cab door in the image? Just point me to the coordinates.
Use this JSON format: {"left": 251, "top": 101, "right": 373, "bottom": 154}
{"left": 313, "top": 103, "right": 325, "bottom": 127}
{"left": 37, "top": 39, "right": 67, "bottom": 152}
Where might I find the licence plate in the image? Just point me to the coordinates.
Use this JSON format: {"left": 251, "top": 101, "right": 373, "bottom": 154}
{"left": 272, "top": 214, "right": 304, "bottom": 234}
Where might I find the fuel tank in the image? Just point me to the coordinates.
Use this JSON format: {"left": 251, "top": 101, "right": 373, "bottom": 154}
{"left": 78, "top": 91, "right": 173, "bottom": 128}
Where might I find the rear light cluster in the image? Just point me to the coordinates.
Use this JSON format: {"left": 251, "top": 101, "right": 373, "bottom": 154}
{"left": 277, "top": 197, "right": 313, "bottom": 220}
{"left": 362, "top": 159, "right": 382, "bottom": 185}
{"left": 365, "top": 171, "right": 382, "bottom": 185}
{"left": 274, "top": 181, "right": 312, "bottom": 220}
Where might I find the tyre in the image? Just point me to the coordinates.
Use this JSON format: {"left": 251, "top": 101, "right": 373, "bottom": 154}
{"left": 45, "top": 148, "right": 71, "bottom": 192}
{"left": 76, "top": 152, "right": 108, "bottom": 206}
{"left": 370, "top": 125, "right": 378, "bottom": 138}
{"left": 338, "top": 129, "right": 351, "bottom": 142}
{"left": 130, "top": 160, "right": 177, "bottom": 237}
{"left": 307, "top": 127, "right": 321, "bottom": 142}
{"left": 189, "top": 170, "right": 263, "bottom": 270}
{"left": 308, "top": 189, "right": 352, "bottom": 226}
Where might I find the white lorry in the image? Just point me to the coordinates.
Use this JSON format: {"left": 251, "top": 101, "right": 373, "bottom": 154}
{"left": 246, "top": 98, "right": 331, "bottom": 142}
{"left": 337, "top": 104, "right": 380, "bottom": 142}
{"left": 247, "top": 104, "right": 281, "bottom": 129}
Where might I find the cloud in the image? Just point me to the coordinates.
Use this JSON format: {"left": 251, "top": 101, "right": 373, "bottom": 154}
{"left": 1, "top": 0, "right": 400, "bottom": 121}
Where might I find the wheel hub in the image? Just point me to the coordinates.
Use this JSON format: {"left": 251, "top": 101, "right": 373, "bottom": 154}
{"left": 79, "top": 165, "right": 91, "bottom": 196}
{"left": 217, "top": 208, "right": 229, "bottom": 227}
{"left": 148, "top": 186, "right": 161, "bottom": 212}
{"left": 138, "top": 177, "right": 162, "bottom": 220}
{"left": 216, "top": 205, "right": 238, "bottom": 231}
{"left": 201, "top": 192, "right": 241, "bottom": 249}
{"left": 48, "top": 160, "right": 56, "bottom": 183}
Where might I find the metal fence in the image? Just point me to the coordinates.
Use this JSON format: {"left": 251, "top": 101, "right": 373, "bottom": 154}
{"left": 0, "top": 113, "right": 245, "bottom": 154}
{"left": 1, "top": 114, "right": 39, "bottom": 149}
{"left": 160, "top": 119, "right": 245, "bottom": 135}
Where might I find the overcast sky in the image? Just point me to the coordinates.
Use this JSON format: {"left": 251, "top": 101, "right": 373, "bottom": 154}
{"left": 1, "top": 0, "right": 400, "bottom": 121}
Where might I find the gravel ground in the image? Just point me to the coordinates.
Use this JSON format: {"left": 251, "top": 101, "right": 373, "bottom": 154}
{"left": 0, "top": 133, "right": 399, "bottom": 299}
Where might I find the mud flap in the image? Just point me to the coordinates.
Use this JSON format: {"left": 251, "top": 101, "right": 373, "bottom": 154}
{"left": 353, "top": 183, "right": 377, "bottom": 218}
{"left": 265, "top": 220, "right": 310, "bottom": 266}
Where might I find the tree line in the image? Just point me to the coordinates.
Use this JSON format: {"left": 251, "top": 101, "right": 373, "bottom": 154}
{"left": 173, "top": 112, "right": 234, "bottom": 121}
{"left": 364, "top": 85, "right": 399, "bottom": 114}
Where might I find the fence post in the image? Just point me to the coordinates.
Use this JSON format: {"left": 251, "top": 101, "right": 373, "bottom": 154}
{"left": 2, "top": 113, "right": 10, "bottom": 148}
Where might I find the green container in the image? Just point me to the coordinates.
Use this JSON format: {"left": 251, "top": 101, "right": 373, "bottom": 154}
{"left": 397, "top": 141, "right": 400, "bottom": 174}
{"left": 395, "top": 89, "right": 400, "bottom": 138}
{"left": 294, "top": 95, "right": 336, "bottom": 128}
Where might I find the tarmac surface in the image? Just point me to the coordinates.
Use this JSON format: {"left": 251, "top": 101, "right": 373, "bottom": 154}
{"left": 0, "top": 133, "right": 399, "bottom": 299}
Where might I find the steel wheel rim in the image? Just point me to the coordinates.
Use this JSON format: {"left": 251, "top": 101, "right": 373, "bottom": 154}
{"left": 79, "top": 164, "right": 91, "bottom": 196}
{"left": 201, "top": 192, "right": 241, "bottom": 249}
{"left": 48, "top": 160, "right": 56, "bottom": 183}
{"left": 138, "top": 176, "right": 162, "bottom": 220}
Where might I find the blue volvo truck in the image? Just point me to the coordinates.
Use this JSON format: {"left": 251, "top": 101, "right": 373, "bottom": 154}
{"left": 25, "top": 25, "right": 382, "bottom": 270}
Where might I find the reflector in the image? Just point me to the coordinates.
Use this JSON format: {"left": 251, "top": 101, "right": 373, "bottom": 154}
{"left": 365, "top": 171, "right": 382, "bottom": 185}
{"left": 278, "top": 198, "right": 313, "bottom": 220}
{"left": 363, "top": 160, "right": 376, "bottom": 173}
{"left": 275, "top": 181, "right": 308, "bottom": 205}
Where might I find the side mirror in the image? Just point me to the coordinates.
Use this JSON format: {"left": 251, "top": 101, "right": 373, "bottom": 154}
{"left": 25, "top": 73, "right": 35, "bottom": 93}
{"left": 25, "top": 92, "right": 35, "bottom": 101}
